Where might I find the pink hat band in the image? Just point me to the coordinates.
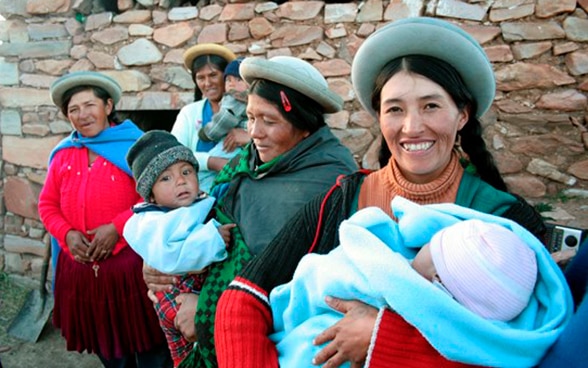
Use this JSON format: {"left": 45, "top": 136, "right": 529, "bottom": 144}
{"left": 429, "top": 219, "right": 538, "bottom": 321}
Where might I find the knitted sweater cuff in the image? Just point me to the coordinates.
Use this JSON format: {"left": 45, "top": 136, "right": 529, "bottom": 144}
{"left": 215, "top": 281, "right": 278, "bottom": 368}
{"left": 366, "top": 308, "right": 400, "bottom": 368}
{"left": 367, "top": 309, "right": 478, "bottom": 368}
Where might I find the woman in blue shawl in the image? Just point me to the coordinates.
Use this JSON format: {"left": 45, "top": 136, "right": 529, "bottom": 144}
{"left": 38, "top": 71, "right": 171, "bottom": 367}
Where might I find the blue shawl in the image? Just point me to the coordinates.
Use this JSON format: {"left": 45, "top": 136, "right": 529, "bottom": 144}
{"left": 270, "top": 197, "right": 573, "bottom": 368}
{"left": 48, "top": 119, "right": 143, "bottom": 176}
{"left": 48, "top": 120, "right": 144, "bottom": 288}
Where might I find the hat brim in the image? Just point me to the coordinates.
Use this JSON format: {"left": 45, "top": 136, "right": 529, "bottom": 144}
{"left": 183, "top": 44, "right": 236, "bottom": 71}
{"left": 240, "top": 57, "right": 343, "bottom": 114}
{"left": 50, "top": 71, "right": 122, "bottom": 107}
{"left": 351, "top": 17, "right": 496, "bottom": 118}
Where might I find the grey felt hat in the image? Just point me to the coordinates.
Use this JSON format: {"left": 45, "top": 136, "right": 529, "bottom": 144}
{"left": 126, "top": 130, "right": 199, "bottom": 201}
{"left": 352, "top": 17, "right": 496, "bottom": 118}
{"left": 239, "top": 56, "right": 343, "bottom": 114}
{"left": 50, "top": 71, "right": 122, "bottom": 107}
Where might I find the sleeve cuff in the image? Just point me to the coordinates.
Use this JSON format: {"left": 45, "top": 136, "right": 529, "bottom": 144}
{"left": 194, "top": 151, "right": 210, "bottom": 171}
{"left": 365, "top": 307, "right": 386, "bottom": 367}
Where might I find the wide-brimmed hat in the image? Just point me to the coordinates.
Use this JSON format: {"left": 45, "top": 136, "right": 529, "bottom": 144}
{"left": 183, "top": 43, "right": 236, "bottom": 71}
{"left": 50, "top": 71, "right": 122, "bottom": 107}
{"left": 352, "top": 17, "right": 496, "bottom": 118}
{"left": 240, "top": 56, "right": 343, "bottom": 113}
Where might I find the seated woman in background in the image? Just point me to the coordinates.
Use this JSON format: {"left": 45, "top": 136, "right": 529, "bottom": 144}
{"left": 172, "top": 44, "right": 249, "bottom": 192}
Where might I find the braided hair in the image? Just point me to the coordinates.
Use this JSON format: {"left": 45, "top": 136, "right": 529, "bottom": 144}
{"left": 371, "top": 55, "right": 506, "bottom": 191}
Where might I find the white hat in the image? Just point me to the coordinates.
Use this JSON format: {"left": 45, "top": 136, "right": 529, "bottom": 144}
{"left": 50, "top": 71, "right": 122, "bottom": 107}
{"left": 352, "top": 17, "right": 496, "bottom": 118}
{"left": 239, "top": 56, "right": 343, "bottom": 113}
{"left": 430, "top": 219, "right": 537, "bottom": 321}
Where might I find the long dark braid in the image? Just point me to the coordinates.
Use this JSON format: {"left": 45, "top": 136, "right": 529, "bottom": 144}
{"left": 371, "top": 55, "right": 507, "bottom": 191}
{"left": 459, "top": 116, "right": 507, "bottom": 191}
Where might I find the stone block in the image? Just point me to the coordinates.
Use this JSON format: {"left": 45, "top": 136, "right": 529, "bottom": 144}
{"left": 4, "top": 234, "right": 45, "bottom": 257}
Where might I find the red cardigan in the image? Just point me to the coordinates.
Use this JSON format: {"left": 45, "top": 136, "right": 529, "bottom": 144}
{"left": 38, "top": 146, "right": 139, "bottom": 258}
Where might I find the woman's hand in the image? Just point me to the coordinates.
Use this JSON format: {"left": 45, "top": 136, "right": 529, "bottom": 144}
{"left": 223, "top": 128, "right": 250, "bottom": 152}
{"left": 218, "top": 223, "right": 236, "bottom": 247}
{"left": 551, "top": 248, "right": 577, "bottom": 268}
{"left": 175, "top": 293, "right": 199, "bottom": 342}
{"left": 207, "top": 157, "right": 229, "bottom": 172}
{"left": 86, "top": 223, "right": 118, "bottom": 261}
{"left": 312, "top": 297, "right": 377, "bottom": 368}
{"left": 143, "top": 263, "right": 178, "bottom": 293}
{"left": 65, "top": 229, "right": 92, "bottom": 263}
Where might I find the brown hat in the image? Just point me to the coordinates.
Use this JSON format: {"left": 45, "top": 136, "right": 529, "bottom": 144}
{"left": 183, "top": 43, "right": 236, "bottom": 71}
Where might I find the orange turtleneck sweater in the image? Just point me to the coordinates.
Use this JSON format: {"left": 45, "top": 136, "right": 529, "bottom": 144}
{"left": 358, "top": 151, "right": 464, "bottom": 217}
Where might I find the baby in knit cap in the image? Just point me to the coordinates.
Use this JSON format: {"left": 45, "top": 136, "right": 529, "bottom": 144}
{"left": 412, "top": 218, "right": 538, "bottom": 321}
{"left": 123, "top": 130, "right": 235, "bottom": 367}
{"left": 198, "top": 56, "right": 248, "bottom": 145}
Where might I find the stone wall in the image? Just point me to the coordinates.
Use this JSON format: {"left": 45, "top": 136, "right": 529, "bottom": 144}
{"left": 0, "top": 0, "right": 587, "bottom": 279}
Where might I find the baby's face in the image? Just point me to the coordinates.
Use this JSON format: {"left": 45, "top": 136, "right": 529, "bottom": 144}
{"left": 151, "top": 161, "right": 200, "bottom": 208}
{"left": 411, "top": 243, "right": 437, "bottom": 281}
{"left": 225, "top": 75, "right": 248, "bottom": 93}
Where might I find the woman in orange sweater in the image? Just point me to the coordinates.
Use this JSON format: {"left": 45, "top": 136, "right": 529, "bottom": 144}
{"left": 214, "top": 17, "right": 554, "bottom": 368}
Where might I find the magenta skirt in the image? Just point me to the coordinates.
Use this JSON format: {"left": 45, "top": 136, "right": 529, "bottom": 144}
{"left": 53, "top": 246, "right": 166, "bottom": 360}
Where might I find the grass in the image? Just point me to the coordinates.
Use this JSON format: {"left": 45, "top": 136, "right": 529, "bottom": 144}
{"left": 0, "top": 272, "right": 30, "bottom": 346}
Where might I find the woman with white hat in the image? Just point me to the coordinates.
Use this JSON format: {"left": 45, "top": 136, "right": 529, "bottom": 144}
{"left": 38, "top": 71, "right": 172, "bottom": 367}
{"left": 143, "top": 56, "right": 358, "bottom": 367}
{"left": 172, "top": 44, "right": 249, "bottom": 192}
{"left": 214, "top": 17, "right": 565, "bottom": 368}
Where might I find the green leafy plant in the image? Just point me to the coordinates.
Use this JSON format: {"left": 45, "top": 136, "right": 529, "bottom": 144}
{"left": 534, "top": 202, "right": 553, "bottom": 213}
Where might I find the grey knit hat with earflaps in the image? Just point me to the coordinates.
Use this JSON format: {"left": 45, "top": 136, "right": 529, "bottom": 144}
{"left": 126, "top": 130, "right": 199, "bottom": 201}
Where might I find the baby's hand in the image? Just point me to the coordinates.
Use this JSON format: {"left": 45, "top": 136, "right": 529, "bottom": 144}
{"left": 219, "top": 223, "right": 237, "bottom": 247}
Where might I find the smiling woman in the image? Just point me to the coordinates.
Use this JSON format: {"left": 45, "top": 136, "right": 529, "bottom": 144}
{"left": 38, "top": 71, "right": 172, "bottom": 367}
{"left": 214, "top": 18, "right": 553, "bottom": 368}
{"left": 170, "top": 44, "right": 241, "bottom": 192}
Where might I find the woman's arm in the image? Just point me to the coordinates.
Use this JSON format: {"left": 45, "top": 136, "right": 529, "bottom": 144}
{"left": 215, "top": 192, "right": 330, "bottom": 368}
{"left": 38, "top": 155, "right": 74, "bottom": 252}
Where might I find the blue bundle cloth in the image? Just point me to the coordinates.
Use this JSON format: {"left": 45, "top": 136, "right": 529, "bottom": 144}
{"left": 270, "top": 197, "right": 573, "bottom": 368}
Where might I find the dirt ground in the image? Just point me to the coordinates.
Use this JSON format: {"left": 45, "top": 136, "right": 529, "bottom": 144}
{"left": 0, "top": 274, "right": 101, "bottom": 368}
{"left": 0, "top": 197, "right": 586, "bottom": 368}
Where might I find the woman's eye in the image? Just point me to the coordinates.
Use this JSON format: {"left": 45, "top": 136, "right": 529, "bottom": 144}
{"left": 384, "top": 106, "right": 402, "bottom": 114}
{"left": 424, "top": 103, "right": 440, "bottom": 110}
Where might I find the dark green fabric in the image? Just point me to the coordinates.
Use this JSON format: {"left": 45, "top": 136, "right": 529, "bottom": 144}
{"left": 178, "top": 208, "right": 253, "bottom": 368}
{"left": 214, "top": 126, "right": 357, "bottom": 256}
{"left": 455, "top": 171, "right": 516, "bottom": 216}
